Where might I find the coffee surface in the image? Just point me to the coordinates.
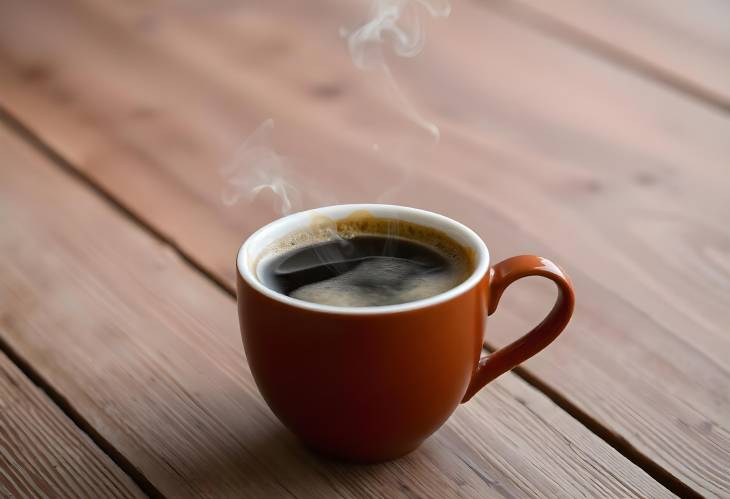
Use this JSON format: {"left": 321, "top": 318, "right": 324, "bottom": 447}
{"left": 259, "top": 229, "right": 471, "bottom": 307}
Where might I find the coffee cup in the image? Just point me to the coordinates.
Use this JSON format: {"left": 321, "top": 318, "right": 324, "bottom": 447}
{"left": 236, "top": 204, "right": 574, "bottom": 462}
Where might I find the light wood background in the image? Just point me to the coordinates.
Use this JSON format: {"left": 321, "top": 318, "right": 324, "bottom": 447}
{"left": 1, "top": 0, "right": 728, "bottom": 497}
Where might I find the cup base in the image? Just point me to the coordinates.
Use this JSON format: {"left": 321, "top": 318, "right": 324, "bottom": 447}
{"left": 301, "top": 438, "right": 425, "bottom": 464}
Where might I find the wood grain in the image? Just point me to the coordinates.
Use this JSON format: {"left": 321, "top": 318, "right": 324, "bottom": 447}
{"left": 0, "top": 122, "right": 673, "bottom": 496}
{"left": 497, "top": 0, "right": 730, "bottom": 106}
{"left": 0, "top": 351, "right": 144, "bottom": 498}
{"left": 0, "top": 0, "right": 728, "bottom": 495}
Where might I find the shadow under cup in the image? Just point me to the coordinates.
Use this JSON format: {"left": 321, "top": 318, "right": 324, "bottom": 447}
{"left": 236, "top": 204, "right": 574, "bottom": 462}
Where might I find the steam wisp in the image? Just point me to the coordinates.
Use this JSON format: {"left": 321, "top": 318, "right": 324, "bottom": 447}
{"left": 220, "top": 119, "right": 302, "bottom": 215}
{"left": 221, "top": 0, "right": 452, "bottom": 216}
{"left": 344, "top": 0, "right": 451, "bottom": 141}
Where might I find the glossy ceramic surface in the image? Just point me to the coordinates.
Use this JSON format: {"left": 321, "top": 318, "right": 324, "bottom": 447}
{"left": 236, "top": 205, "right": 574, "bottom": 461}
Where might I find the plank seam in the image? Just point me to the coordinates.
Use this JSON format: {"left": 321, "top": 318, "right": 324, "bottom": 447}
{"left": 0, "top": 106, "right": 694, "bottom": 498}
{"left": 0, "top": 332, "right": 162, "bottom": 498}
{"left": 482, "top": 346, "right": 700, "bottom": 499}
{"left": 482, "top": 0, "right": 730, "bottom": 116}
{"left": 0, "top": 107, "right": 235, "bottom": 298}
{"left": 0, "top": 107, "right": 179, "bottom": 499}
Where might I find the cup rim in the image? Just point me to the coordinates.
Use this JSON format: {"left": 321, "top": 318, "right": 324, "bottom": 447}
{"left": 236, "top": 204, "right": 490, "bottom": 315}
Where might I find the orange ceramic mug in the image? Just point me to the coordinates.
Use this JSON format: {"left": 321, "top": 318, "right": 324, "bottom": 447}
{"left": 236, "top": 204, "right": 574, "bottom": 462}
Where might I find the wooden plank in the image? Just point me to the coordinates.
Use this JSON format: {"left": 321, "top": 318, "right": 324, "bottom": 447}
{"left": 495, "top": 0, "right": 730, "bottom": 106}
{"left": 0, "top": 352, "right": 144, "bottom": 498}
{"left": 0, "top": 125, "right": 672, "bottom": 496}
{"left": 0, "top": 0, "right": 728, "bottom": 495}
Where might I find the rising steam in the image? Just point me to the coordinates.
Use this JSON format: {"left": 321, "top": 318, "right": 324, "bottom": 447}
{"left": 220, "top": 119, "right": 301, "bottom": 214}
{"left": 221, "top": 1, "right": 451, "bottom": 214}
{"left": 344, "top": 0, "right": 451, "bottom": 140}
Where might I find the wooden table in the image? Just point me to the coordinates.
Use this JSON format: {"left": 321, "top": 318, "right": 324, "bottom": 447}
{"left": 1, "top": 0, "right": 728, "bottom": 497}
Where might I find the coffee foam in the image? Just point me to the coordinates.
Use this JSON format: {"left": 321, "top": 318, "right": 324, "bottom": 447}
{"left": 289, "top": 257, "right": 461, "bottom": 307}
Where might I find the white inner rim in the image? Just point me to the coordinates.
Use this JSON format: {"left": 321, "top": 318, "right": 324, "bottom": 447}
{"left": 237, "top": 204, "right": 489, "bottom": 315}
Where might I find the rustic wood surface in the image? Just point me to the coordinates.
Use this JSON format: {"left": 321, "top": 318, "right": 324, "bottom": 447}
{"left": 0, "top": 0, "right": 727, "bottom": 497}
{"left": 0, "top": 125, "right": 673, "bottom": 497}
{"left": 497, "top": 0, "right": 730, "bottom": 108}
{"left": 0, "top": 351, "right": 144, "bottom": 498}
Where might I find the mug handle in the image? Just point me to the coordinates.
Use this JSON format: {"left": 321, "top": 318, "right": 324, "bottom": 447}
{"left": 462, "top": 255, "right": 575, "bottom": 402}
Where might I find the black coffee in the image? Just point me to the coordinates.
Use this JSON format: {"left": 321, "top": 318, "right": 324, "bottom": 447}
{"left": 259, "top": 230, "right": 471, "bottom": 307}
